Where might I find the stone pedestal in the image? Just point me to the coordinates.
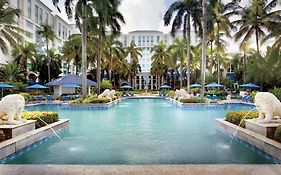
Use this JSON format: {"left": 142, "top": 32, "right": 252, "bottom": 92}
{"left": 0, "top": 120, "right": 36, "bottom": 139}
{"left": 245, "top": 119, "right": 281, "bottom": 138}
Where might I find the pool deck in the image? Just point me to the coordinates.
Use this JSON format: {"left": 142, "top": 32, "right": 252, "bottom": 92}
{"left": 0, "top": 165, "right": 281, "bottom": 175}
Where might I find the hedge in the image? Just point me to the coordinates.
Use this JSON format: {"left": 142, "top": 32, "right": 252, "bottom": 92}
{"left": 22, "top": 111, "right": 59, "bottom": 129}
{"left": 0, "top": 130, "right": 5, "bottom": 142}
{"left": 225, "top": 110, "right": 258, "bottom": 128}
{"left": 71, "top": 96, "right": 110, "bottom": 104}
{"left": 167, "top": 90, "right": 175, "bottom": 97}
{"left": 180, "top": 97, "right": 205, "bottom": 103}
{"left": 275, "top": 126, "right": 281, "bottom": 142}
{"left": 269, "top": 88, "right": 281, "bottom": 101}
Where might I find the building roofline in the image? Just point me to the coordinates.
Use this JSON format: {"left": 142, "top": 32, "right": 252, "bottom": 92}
{"left": 129, "top": 30, "right": 163, "bottom": 34}
{"left": 37, "top": 0, "right": 53, "bottom": 13}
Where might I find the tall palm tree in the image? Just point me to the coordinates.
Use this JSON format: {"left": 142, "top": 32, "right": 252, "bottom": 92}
{"left": 125, "top": 41, "right": 142, "bottom": 88}
{"left": 52, "top": 0, "right": 125, "bottom": 97}
{"left": 151, "top": 41, "right": 170, "bottom": 89}
{"left": 0, "top": 0, "right": 23, "bottom": 55}
{"left": 164, "top": 0, "right": 202, "bottom": 91}
{"left": 37, "top": 24, "right": 56, "bottom": 82}
{"left": 201, "top": 0, "right": 208, "bottom": 98}
{"left": 262, "top": 22, "right": 281, "bottom": 49}
{"left": 168, "top": 37, "right": 187, "bottom": 88}
{"left": 12, "top": 42, "right": 36, "bottom": 70}
{"left": 233, "top": 0, "right": 281, "bottom": 54}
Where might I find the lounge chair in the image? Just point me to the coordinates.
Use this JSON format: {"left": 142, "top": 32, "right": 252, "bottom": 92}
{"left": 28, "top": 96, "right": 36, "bottom": 103}
{"left": 63, "top": 95, "right": 70, "bottom": 102}
{"left": 74, "top": 95, "right": 80, "bottom": 100}
{"left": 46, "top": 95, "right": 53, "bottom": 102}
{"left": 37, "top": 95, "right": 43, "bottom": 102}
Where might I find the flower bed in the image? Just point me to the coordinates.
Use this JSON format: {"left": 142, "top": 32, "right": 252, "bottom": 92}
{"left": 225, "top": 110, "right": 258, "bottom": 128}
{"left": 22, "top": 111, "right": 59, "bottom": 128}
{"left": 180, "top": 97, "right": 205, "bottom": 103}
{"left": 71, "top": 96, "right": 111, "bottom": 104}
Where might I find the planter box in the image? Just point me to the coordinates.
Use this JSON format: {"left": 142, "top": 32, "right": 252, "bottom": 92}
{"left": 0, "top": 120, "right": 36, "bottom": 139}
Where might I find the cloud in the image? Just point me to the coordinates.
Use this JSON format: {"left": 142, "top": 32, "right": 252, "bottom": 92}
{"left": 119, "top": 0, "right": 170, "bottom": 33}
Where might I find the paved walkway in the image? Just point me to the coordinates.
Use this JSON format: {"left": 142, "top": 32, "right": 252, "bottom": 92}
{"left": 0, "top": 165, "right": 281, "bottom": 175}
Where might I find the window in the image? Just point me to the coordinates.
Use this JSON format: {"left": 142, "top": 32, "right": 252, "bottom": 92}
{"left": 69, "top": 30, "right": 71, "bottom": 37}
{"left": 164, "top": 36, "right": 168, "bottom": 43}
{"left": 27, "top": 0, "right": 31, "bottom": 19}
{"left": 16, "top": 0, "right": 20, "bottom": 8}
{"left": 39, "top": 7, "right": 42, "bottom": 24}
{"left": 132, "top": 36, "right": 135, "bottom": 43}
{"left": 51, "top": 17, "right": 55, "bottom": 29}
{"left": 45, "top": 12, "right": 48, "bottom": 24}
{"left": 62, "top": 25, "right": 65, "bottom": 39}
{"left": 150, "top": 36, "right": 154, "bottom": 45}
{"left": 58, "top": 22, "right": 61, "bottom": 37}
{"left": 142, "top": 36, "right": 145, "bottom": 45}
{"left": 146, "top": 36, "right": 149, "bottom": 45}
{"left": 35, "top": 5, "right": 39, "bottom": 23}
{"left": 124, "top": 36, "right": 127, "bottom": 46}
{"left": 25, "top": 20, "right": 33, "bottom": 28}
{"left": 138, "top": 36, "right": 141, "bottom": 46}
{"left": 157, "top": 36, "right": 160, "bottom": 43}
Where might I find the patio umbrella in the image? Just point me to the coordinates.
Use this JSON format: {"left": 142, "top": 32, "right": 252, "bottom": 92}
{"left": 205, "top": 82, "right": 224, "bottom": 88}
{"left": 120, "top": 85, "right": 133, "bottom": 89}
{"left": 159, "top": 85, "right": 171, "bottom": 89}
{"left": 0, "top": 82, "right": 15, "bottom": 98}
{"left": 62, "top": 84, "right": 81, "bottom": 88}
{"left": 26, "top": 84, "right": 48, "bottom": 89}
{"left": 190, "top": 83, "right": 201, "bottom": 88}
{"left": 239, "top": 83, "right": 260, "bottom": 89}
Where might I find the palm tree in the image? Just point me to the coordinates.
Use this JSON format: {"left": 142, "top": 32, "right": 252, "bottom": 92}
{"left": 164, "top": 0, "right": 202, "bottom": 91}
{"left": 151, "top": 41, "right": 169, "bottom": 89}
{"left": 12, "top": 42, "right": 36, "bottom": 70}
{"left": 201, "top": 0, "right": 208, "bottom": 98}
{"left": 37, "top": 24, "right": 56, "bottom": 82}
{"left": 0, "top": 0, "right": 23, "bottom": 55}
{"left": 61, "top": 34, "right": 82, "bottom": 74}
{"left": 52, "top": 0, "right": 125, "bottom": 97}
{"left": 125, "top": 41, "right": 142, "bottom": 88}
{"left": 0, "top": 61, "right": 26, "bottom": 81}
{"left": 262, "top": 22, "right": 281, "bottom": 49}
{"left": 168, "top": 37, "right": 187, "bottom": 88}
{"left": 103, "top": 34, "right": 124, "bottom": 85}
{"left": 233, "top": 0, "right": 281, "bottom": 54}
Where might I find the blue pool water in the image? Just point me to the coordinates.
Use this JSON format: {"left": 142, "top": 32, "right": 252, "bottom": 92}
{"left": 4, "top": 99, "right": 275, "bottom": 164}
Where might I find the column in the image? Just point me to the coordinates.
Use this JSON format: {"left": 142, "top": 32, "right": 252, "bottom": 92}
{"left": 139, "top": 76, "right": 142, "bottom": 89}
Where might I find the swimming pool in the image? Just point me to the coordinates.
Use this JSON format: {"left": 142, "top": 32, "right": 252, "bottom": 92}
{"left": 4, "top": 98, "right": 276, "bottom": 164}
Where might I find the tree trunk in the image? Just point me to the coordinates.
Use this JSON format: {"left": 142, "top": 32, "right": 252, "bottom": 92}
{"left": 216, "top": 22, "right": 220, "bottom": 86}
{"left": 180, "top": 62, "right": 183, "bottom": 89}
{"left": 255, "top": 26, "right": 260, "bottom": 54}
{"left": 186, "top": 14, "right": 191, "bottom": 92}
{"left": 81, "top": 16, "right": 87, "bottom": 98}
{"left": 96, "top": 34, "right": 102, "bottom": 95}
{"left": 46, "top": 39, "right": 50, "bottom": 82}
{"left": 243, "top": 51, "right": 246, "bottom": 83}
{"left": 200, "top": 0, "right": 207, "bottom": 99}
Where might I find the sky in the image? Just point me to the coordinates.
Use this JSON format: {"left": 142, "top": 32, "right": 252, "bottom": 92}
{"left": 44, "top": 0, "right": 276, "bottom": 53}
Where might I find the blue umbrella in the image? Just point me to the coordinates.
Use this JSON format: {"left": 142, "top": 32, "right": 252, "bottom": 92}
{"left": 206, "top": 82, "right": 224, "bottom": 88}
{"left": 62, "top": 84, "right": 81, "bottom": 88}
{"left": 190, "top": 83, "right": 201, "bottom": 88}
{"left": 239, "top": 83, "right": 260, "bottom": 89}
{"left": 120, "top": 85, "right": 133, "bottom": 89}
{"left": 0, "top": 82, "right": 15, "bottom": 98}
{"left": 159, "top": 85, "right": 171, "bottom": 89}
{"left": 26, "top": 84, "right": 48, "bottom": 89}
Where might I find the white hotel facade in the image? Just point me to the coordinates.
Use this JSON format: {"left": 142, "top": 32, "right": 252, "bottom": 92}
{"left": 118, "top": 30, "right": 197, "bottom": 89}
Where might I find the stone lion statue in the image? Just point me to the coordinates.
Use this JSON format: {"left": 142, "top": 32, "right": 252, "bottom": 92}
{"left": 255, "top": 92, "right": 281, "bottom": 123}
{"left": 98, "top": 89, "right": 116, "bottom": 101}
{"left": 0, "top": 94, "right": 26, "bottom": 125}
{"left": 174, "top": 89, "right": 190, "bottom": 100}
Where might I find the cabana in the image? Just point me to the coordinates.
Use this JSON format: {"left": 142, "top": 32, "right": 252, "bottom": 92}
{"left": 47, "top": 74, "right": 96, "bottom": 97}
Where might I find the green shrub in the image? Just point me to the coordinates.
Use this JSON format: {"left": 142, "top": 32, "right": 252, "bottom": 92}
{"left": 20, "top": 93, "right": 31, "bottom": 101}
{"left": 71, "top": 98, "right": 84, "bottom": 104}
{"left": 90, "top": 97, "right": 110, "bottom": 103}
{"left": 101, "top": 80, "right": 112, "bottom": 90}
{"left": 205, "top": 91, "right": 227, "bottom": 97}
{"left": 0, "top": 130, "right": 5, "bottom": 142}
{"left": 225, "top": 110, "right": 258, "bottom": 128}
{"left": 274, "top": 126, "right": 281, "bottom": 142}
{"left": 167, "top": 90, "right": 175, "bottom": 97}
{"left": 180, "top": 97, "right": 205, "bottom": 103}
{"left": 22, "top": 111, "right": 59, "bottom": 129}
{"left": 269, "top": 88, "right": 281, "bottom": 101}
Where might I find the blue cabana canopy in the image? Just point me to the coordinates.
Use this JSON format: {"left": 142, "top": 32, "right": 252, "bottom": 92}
{"left": 0, "top": 82, "right": 15, "bottom": 88}
{"left": 206, "top": 82, "right": 224, "bottom": 88}
{"left": 239, "top": 83, "right": 260, "bottom": 88}
{"left": 26, "top": 84, "right": 48, "bottom": 89}
{"left": 120, "top": 85, "right": 133, "bottom": 89}
{"left": 62, "top": 84, "right": 81, "bottom": 88}
{"left": 47, "top": 74, "right": 96, "bottom": 86}
{"left": 159, "top": 85, "right": 171, "bottom": 89}
{"left": 190, "top": 83, "right": 201, "bottom": 88}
